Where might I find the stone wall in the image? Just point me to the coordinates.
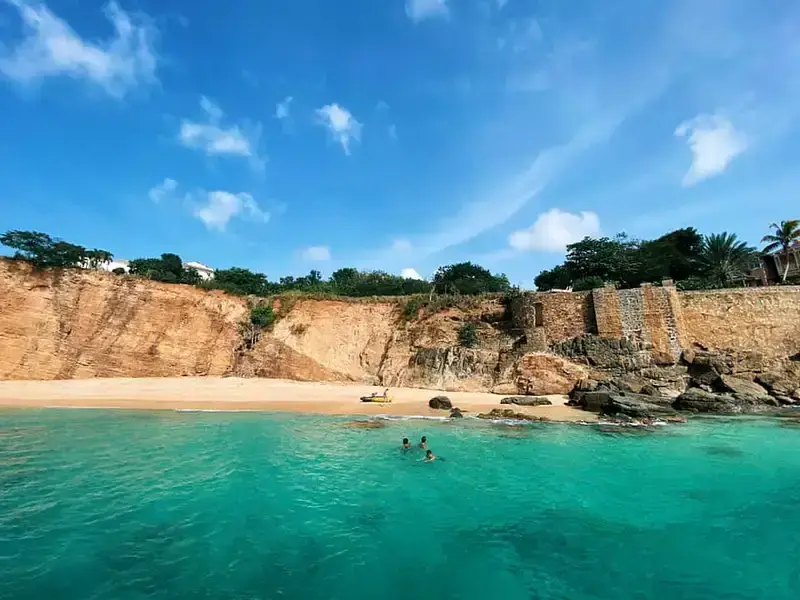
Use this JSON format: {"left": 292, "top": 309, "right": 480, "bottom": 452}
{"left": 512, "top": 291, "right": 595, "bottom": 351}
{"left": 680, "top": 287, "right": 800, "bottom": 358}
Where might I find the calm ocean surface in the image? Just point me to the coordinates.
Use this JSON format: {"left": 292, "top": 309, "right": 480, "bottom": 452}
{"left": 2, "top": 410, "right": 800, "bottom": 600}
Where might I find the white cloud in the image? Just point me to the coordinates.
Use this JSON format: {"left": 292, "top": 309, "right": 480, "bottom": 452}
{"left": 675, "top": 114, "right": 747, "bottom": 186}
{"left": 406, "top": 0, "right": 448, "bottom": 23}
{"left": 496, "top": 0, "right": 509, "bottom": 8}
{"left": 508, "top": 209, "right": 600, "bottom": 252}
{"left": 148, "top": 178, "right": 177, "bottom": 203}
{"left": 388, "top": 124, "right": 398, "bottom": 140}
{"left": 401, "top": 268, "right": 423, "bottom": 280}
{"left": 0, "top": 0, "right": 158, "bottom": 97}
{"left": 392, "top": 238, "right": 412, "bottom": 252}
{"left": 301, "top": 246, "right": 331, "bottom": 261}
{"left": 179, "top": 96, "right": 265, "bottom": 169}
{"left": 275, "top": 95, "right": 293, "bottom": 120}
{"left": 192, "top": 191, "right": 269, "bottom": 232}
{"left": 315, "top": 103, "right": 362, "bottom": 155}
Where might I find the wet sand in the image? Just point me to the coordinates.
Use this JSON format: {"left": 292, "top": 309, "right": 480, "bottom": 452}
{"left": 0, "top": 377, "right": 593, "bottom": 421}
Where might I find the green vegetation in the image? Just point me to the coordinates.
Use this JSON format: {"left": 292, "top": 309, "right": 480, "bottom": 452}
{"left": 249, "top": 304, "right": 275, "bottom": 328}
{"left": 458, "top": 322, "right": 478, "bottom": 348}
{"left": 534, "top": 227, "right": 763, "bottom": 291}
{"left": 128, "top": 253, "right": 201, "bottom": 285}
{"left": 762, "top": 220, "right": 800, "bottom": 283}
{"left": 433, "top": 262, "right": 510, "bottom": 295}
{"left": 0, "top": 230, "right": 112, "bottom": 270}
{"left": 2, "top": 220, "right": 796, "bottom": 307}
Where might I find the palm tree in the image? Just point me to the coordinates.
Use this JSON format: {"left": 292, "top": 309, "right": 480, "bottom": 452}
{"left": 762, "top": 220, "right": 800, "bottom": 283}
{"left": 698, "top": 232, "right": 756, "bottom": 287}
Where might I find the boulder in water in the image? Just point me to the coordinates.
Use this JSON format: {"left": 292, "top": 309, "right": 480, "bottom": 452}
{"left": 449, "top": 407, "right": 464, "bottom": 419}
{"left": 478, "top": 408, "right": 549, "bottom": 422}
{"left": 429, "top": 396, "right": 452, "bottom": 410}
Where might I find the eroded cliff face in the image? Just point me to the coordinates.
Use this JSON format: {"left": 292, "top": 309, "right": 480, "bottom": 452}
{"left": 0, "top": 260, "right": 247, "bottom": 379}
{"left": 0, "top": 260, "right": 587, "bottom": 394}
{"left": 8, "top": 260, "right": 795, "bottom": 398}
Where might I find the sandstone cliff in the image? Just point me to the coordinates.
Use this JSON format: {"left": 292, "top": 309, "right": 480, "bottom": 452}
{"left": 2, "top": 259, "right": 799, "bottom": 398}
{"left": 0, "top": 260, "right": 585, "bottom": 394}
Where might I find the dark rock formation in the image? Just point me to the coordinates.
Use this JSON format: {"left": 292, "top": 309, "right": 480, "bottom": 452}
{"left": 478, "top": 408, "right": 549, "bottom": 422}
{"left": 500, "top": 396, "right": 553, "bottom": 406}
{"left": 717, "top": 375, "right": 770, "bottom": 400}
{"left": 429, "top": 395, "right": 452, "bottom": 410}
{"left": 449, "top": 407, "right": 464, "bottom": 418}
{"left": 601, "top": 394, "right": 678, "bottom": 418}
{"left": 756, "top": 372, "right": 798, "bottom": 397}
{"left": 551, "top": 335, "right": 652, "bottom": 372}
{"left": 671, "top": 388, "right": 776, "bottom": 414}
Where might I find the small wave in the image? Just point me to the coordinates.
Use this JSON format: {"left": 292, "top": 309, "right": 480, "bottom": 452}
{"left": 174, "top": 408, "right": 262, "bottom": 413}
{"left": 44, "top": 405, "right": 124, "bottom": 410}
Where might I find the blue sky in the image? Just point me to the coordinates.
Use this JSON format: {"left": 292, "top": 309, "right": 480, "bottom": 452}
{"left": 0, "top": 0, "right": 798, "bottom": 286}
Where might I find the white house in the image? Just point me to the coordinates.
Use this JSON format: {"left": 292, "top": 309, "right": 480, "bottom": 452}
{"left": 89, "top": 258, "right": 215, "bottom": 280}
{"left": 183, "top": 261, "right": 215, "bottom": 281}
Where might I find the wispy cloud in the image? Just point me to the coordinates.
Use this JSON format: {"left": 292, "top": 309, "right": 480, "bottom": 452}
{"left": 388, "top": 124, "right": 398, "bottom": 140}
{"left": 148, "top": 178, "right": 177, "bottom": 203}
{"left": 675, "top": 114, "right": 747, "bottom": 186}
{"left": 315, "top": 103, "right": 362, "bottom": 155}
{"left": 405, "top": 0, "right": 448, "bottom": 23}
{"left": 179, "top": 96, "right": 265, "bottom": 170}
{"left": 509, "top": 209, "right": 600, "bottom": 252}
{"left": 275, "top": 95, "right": 293, "bottom": 120}
{"left": 301, "top": 246, "right": 331, "bottom": 261}
{"left": 0, "top": 0, "right": 158, "bottom": 97}
{"left": 192, "top": 191, "right": 270, "bottom": 232}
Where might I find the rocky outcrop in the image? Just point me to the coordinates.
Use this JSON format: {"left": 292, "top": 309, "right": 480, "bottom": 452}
{"left": 449, "top": 407, "right": 464, "bottom": 418}
{"left": 672, "top": 387, "right": 777, "bottom": 414}
{"left": 500, "top": 396, "right": 552, "bottom": 406}
{"left": 478, "top": 408, "right": 549, "bottom": 422}
{"left": 429, "top": 395, "right": 452, "bottom": 410}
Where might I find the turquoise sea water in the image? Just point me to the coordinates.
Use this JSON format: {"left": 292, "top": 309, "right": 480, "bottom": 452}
{"left": 2, "top": 410, "right": 800, "bottom": 599}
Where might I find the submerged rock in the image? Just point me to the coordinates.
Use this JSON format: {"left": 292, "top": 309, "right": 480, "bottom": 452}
{"left": 449, "top": 407, "right": 464, "bottom": 419}
{"left": 429, "top": 396, "right": 452, "bottom": 410}
{"left": 500, "top": 396, "right": 553, "bottom": 406}
{"left": 344, "top": 420, "right": 386, "bottom": 429}
{"left": 478, "top": 408, "right": 549, "bottom": 422}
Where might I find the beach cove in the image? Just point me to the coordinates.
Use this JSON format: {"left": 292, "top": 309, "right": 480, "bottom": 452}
{"left": 0, "top": 377, "right": 590, "bottom": 421}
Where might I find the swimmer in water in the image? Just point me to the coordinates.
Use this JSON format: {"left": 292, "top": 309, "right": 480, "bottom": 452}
{"left": 424, "top": 449, "right": 436, "bottom": 461}
{"left": 419, "top": 435, "right": 428, "bottom": 449}
{"left": 402, "top": 438, "right": 411, "bottom": 449}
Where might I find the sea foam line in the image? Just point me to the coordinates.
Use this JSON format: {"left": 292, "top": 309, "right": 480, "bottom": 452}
{"left": 44, "top": 405, "right": 124, "bottom": 410}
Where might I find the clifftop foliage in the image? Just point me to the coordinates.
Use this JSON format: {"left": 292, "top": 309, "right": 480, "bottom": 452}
{"left": 534, "top": 228, "right": 763, "bottom": 291}
{"left": 0, "top": 230, "right": 511, "bottom": 300}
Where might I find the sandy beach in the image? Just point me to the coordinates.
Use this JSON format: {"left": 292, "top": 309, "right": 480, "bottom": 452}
{"left": 0, "top": 377, "right": 592, "bottom": 421}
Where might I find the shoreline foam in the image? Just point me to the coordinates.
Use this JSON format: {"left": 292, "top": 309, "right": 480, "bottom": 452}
{"left": 0, "top": 377, "right": 595, "bottom": 422}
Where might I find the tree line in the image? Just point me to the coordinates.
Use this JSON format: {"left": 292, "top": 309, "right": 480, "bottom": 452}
{"left": 534, "top": 220, "right": 800, "bottom": 291}
{"left": 2, "top": 221, "right": 798, "bottom": 298}
{"left": 0, "top": 230, "right": 511, "bottom": 297}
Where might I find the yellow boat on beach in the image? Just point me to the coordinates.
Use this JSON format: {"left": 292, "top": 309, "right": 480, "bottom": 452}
{"left": 360, "top": 390, "right": 393, "bottom": 403}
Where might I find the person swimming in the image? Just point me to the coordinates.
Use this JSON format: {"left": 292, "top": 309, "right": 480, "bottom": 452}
{"left": 402, "top": 438, "right": 411, "bottom": 449}
{"left": 424, "top": 449, "right": 436, "bottom": 461}
{"left": 419, "top": 436, "right": 428, "bottom": 449}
